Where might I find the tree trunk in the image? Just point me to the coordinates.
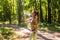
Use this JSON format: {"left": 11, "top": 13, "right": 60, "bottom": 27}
{"left": 17, "top": 0, "right": 22, "bottom": 25}
{"left": 40, "top": 0, "right": 43, "bottom": 22}
{"left": 48, "top": 0, "right": 51, "bottom": 24}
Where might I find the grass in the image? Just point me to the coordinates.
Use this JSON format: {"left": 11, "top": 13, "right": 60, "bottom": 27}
{"left": 39, "top": 23, "right": 60, "bottom": 32}
{"left": 0, "top": 27, "right": 17, "bottom": 40}
{"left": 0, "top": 27, "right": 14, "bottom": 36}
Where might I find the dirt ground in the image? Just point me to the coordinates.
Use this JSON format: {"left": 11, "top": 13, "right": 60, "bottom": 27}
{"left": 0, "top": 24, "right": 60, "bottom": 40}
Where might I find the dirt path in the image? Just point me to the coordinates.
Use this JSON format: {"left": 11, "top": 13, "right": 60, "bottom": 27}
{"left": 0, "top": 24, "right": 60, "bottom": 40}
{"left": 15, "top": 28, "right": 60, "bottom": 40}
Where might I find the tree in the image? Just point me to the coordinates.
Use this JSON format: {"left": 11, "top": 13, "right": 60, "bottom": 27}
{"left": 17, "top": 0, "right": 23, "bottom": 25}
{"left": 48, "top": 0, "right": 51, "bottom": 24}
{"left": 40, "top": 0, "right": 43, "bottom": 22}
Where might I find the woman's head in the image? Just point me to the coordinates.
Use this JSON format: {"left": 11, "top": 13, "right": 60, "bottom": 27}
{"left": 31, "top": 10, "right": 39, "bottom": 17}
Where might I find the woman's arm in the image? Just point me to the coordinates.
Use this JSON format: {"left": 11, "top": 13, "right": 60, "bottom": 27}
{"left": 24, "top": 14, "right": 32, "bottom": 23}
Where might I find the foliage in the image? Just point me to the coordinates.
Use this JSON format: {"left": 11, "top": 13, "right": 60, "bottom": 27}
{"left": 0, "top": 0, "right": 60, "bottom": 24}
{"left": 0, "top": 0, "right": 60, "bottom": 32}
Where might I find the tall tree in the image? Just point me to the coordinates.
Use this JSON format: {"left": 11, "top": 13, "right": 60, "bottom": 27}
{"left": 48, "top": 0, "right": 51, "bottom": 24}
{"left": 17, "top": 0, "right": 22, "bottom": 25}
{"left": 40, "top": 0, "right": 43, "bottom": 22}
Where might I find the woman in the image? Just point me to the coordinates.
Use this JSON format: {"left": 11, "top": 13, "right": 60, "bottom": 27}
{"left": 24, "top": 10, "right": 39, "bottom": 31}
{"left": 31, "top": 10, "right": 39, "bottom": 31}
